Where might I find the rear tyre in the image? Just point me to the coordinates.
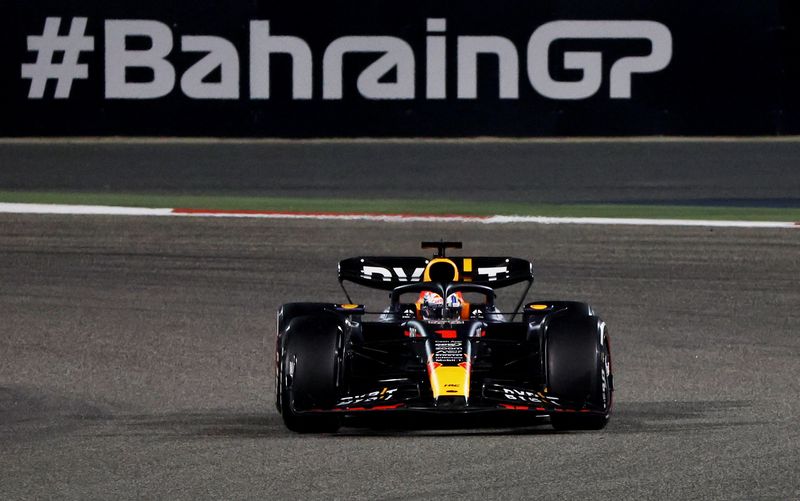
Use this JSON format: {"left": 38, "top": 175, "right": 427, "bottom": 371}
{"left": 278, "top": 314, "right": 342, "bottom": 433}
{"left": 546, "top": 311, "right": 612, "bottom": 431}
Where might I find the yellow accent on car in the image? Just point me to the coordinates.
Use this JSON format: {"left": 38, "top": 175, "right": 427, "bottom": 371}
{"left": 463, "top": 258, "right": 472, "bottom": 272}
{"left": 422, "top": 258, "right": 460, "bottom": 282}
{"left": 530, "top": 304, "right": 549, "bottom": 310}
{"left": 429, "top": 366, "right": 469, "bottom": 398}
{"left": 340, "top": 304, "right": 360, "bottom": 309}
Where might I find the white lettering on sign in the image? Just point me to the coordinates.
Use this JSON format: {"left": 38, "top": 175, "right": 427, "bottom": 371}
{"left": 322, "top": 37, "right": 415, "bottom": 100}
{"left": 249, "top": 21, "right": 312, "bottom": 100}
{"left": 105, "top": 20, "right": 175, "bottom": 99}
{"left": 527, "top": 20, "right": 672, "bottom": 99}
{"left": 23, "top": 17, "right": 672, "bottom": 101}
{"left": 181, "top": 36, "right": 240, "bottom": 99}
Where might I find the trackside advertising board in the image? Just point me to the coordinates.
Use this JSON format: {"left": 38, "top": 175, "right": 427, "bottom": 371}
{"left": 3, "top": 0, "right": 800, "bottom": 136}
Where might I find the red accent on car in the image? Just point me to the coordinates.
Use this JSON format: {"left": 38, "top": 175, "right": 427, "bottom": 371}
{"left": 499, "top": 403, "right": 529, "bottom": 410}
{"left": 370, "top": 404, "right": 405, "bottom": 410}
{"left": 436, "top": 329, "right": 458, "bottom": 339}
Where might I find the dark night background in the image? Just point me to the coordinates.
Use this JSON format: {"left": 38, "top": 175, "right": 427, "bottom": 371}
{"left": 2, "top": 0, "right": 800, "bottom": 136}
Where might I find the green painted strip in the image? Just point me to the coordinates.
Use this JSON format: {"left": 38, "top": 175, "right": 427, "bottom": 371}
{"left": 0, "top": 191, "right": 798, "bottom": 222}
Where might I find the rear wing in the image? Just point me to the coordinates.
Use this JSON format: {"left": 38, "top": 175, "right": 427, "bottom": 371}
{"left": 338, "top": 256, "right": 534, "bottom": 291}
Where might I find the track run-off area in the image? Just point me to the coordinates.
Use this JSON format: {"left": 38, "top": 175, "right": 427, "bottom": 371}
{"left": 1, "top": 214, "right": 798, "bottom": 499}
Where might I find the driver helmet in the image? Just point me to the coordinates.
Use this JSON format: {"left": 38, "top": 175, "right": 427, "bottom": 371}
{"left": 418, "top": 291, "right": 463, "bottom": 320}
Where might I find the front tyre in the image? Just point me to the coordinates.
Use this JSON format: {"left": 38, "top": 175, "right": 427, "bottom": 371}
{"left": 547, "top": 315, "right": 613, "bottom": 431}
{"left": 278, "top": 314, "right": 342, "bottom": 433}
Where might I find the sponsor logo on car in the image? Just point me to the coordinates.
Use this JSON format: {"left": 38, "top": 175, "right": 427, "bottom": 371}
{"left": 336, "top": 387, "right": 399, "bottom": 407}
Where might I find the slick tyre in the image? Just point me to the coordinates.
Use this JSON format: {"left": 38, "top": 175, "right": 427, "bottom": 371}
{"left": 277, "top": 303, "right": 331, "bottom": 333}
{"left": 546, "top": 312, "right": 612, "bottom": 431}
{"left": 278, "top": 314, "right": 342, "bottom": 433}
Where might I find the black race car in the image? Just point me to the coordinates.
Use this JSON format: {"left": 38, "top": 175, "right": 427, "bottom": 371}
{"left": 276, "top": 241, "right": 613, "bottom": 433}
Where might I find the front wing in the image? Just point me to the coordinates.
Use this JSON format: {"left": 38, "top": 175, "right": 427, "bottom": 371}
{"left": 300, "top": 382, "right": 607, "bottom": 417}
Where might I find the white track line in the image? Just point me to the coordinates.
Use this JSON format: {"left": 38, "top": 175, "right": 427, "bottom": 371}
{"left": 488, "top": 215, "right": 797, "bottom": 228}
{"left": 0, "top": 203, "right": 796, "bottom": 229}
{"left": 0, "top": 203, "right": 173, "bottom": 216}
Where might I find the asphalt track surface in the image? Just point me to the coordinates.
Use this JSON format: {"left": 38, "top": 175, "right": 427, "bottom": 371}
{"left": 1, "top": 214, "right": 798, "bottom": 499}
{"left": 2, "top": 139, "right": 800, "bottom": 206}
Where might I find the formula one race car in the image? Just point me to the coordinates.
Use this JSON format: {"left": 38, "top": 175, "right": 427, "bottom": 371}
{"left": 275, "top": 241, "right": 613, "bottom": 433}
